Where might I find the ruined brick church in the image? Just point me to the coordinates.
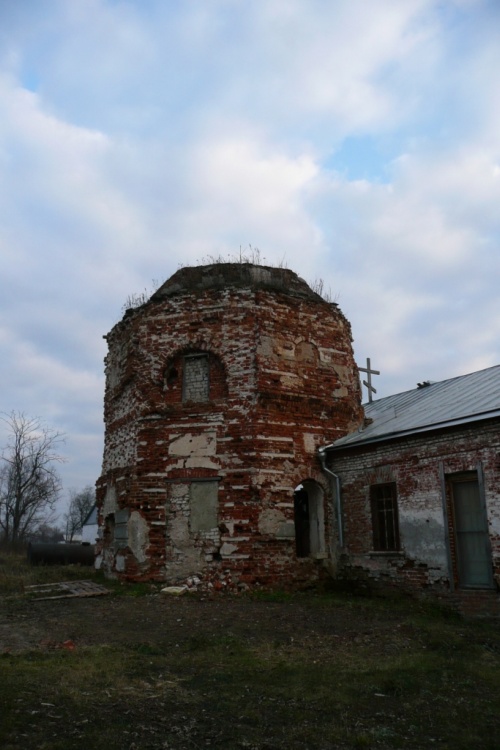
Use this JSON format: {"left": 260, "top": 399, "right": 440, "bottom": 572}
{"left": 96, "top": 262, "right": 363, "bottom": 588}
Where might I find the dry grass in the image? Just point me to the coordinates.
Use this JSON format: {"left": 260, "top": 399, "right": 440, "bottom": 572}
{"left": 0, "top": 546, "right": 100, "bottom": 595}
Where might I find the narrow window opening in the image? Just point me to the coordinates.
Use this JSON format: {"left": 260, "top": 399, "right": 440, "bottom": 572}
{"left": 371, "top": 483, "right": 400, "bottom": 551}
{"left": 113, "top": 509, "right": 129, "bottom": 551}
{"left": 166, "top": 367, "right": 178, "bottom": 387}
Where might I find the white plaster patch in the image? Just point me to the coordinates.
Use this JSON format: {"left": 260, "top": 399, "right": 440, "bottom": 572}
{"left": 280, "top": 373, "right": 300, "bottom": 387}
{"left": 168, "top": 432, "right": 217, "bottom": 457}
{"left": 332, "top": 364, "right": 350, "bottom": 380}
{"left": 486, "top": 500, "right": 500, "bottom": 535}
{"left": 256, "top": 335, "right": 274, "bottom": 358}
{"left": 276, "top": 341, "right": 296, "bottom": 360}
{"left": 171, "top": 483, "right": 189, "bottom": 498}
{"left": 400, "top": 513, "right": 447, "bottom": 569}
{"left": 296, "top": 341, "right": 316, "bottom": 362}
{"left": 318, "top": 348, "right": 333, "bottom": 364}
{"left": 171, "top": 514, "right": 191, "bottom": 546}
{"left": 128, "top": 511, "right": 149, "bottom": 564}
{"left": 259, "top": 508, "right": 287, "bottom": 535}
{"left": 276, "top": 522, "right": 295, "bottom": 539}
{"left": 220, "top": 542, "right": 238, "bottom": 556}
{"left": 332, "top": 386, "right": 348, "bottom": 397}
{"left": 303, "top": 433, "right": 317, "bottom": 454}
{"left": 185, "top": 456, "right": 219, "bottom": 470}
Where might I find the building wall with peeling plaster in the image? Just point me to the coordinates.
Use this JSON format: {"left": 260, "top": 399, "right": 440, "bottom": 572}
{"left": 329, "top": 419, "right": 500, "bottom": 614}
{"left": 96, "top": 263, "right": 363, "bottom": 588}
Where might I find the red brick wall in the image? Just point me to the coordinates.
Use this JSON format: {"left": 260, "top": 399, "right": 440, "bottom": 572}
{"left": 96, "top": 264, "right": 363, "bottom": 588}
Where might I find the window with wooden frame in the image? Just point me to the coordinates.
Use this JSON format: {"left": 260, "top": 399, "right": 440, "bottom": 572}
{"left": 370, "top": 483, "right": 400, "bottom": 551}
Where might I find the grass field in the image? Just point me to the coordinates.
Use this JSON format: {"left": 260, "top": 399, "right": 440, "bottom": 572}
{"left": 1, "top": 550, "right": 499, "bottom": 749}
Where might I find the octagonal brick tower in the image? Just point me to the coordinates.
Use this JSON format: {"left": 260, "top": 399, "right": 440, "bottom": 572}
{"left": 96, "top": 263, "right": 363, "bottom": 588}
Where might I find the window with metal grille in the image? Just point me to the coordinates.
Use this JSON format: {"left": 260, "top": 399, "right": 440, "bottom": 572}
{"left": 370, "top": 483, "right": 400, "bottom": 551}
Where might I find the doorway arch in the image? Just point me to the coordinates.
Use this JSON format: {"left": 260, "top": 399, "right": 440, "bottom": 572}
{"left": 293, "top": 480, "right": 326, "bottom": 558}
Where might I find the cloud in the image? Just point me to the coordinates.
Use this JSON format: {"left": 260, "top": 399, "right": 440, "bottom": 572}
{"left": 309, "top": 135, "right": 500, "bottom": 393}
{"left": 1, "top": 0, "right": 441, "bottom": 140}
{"left": 1, "top": 0, "right": 499, "bottom": 501}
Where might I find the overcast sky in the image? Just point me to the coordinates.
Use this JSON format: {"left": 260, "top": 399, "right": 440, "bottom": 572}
{"left": 1, "top": 0, "right": 499, "bottom": 513}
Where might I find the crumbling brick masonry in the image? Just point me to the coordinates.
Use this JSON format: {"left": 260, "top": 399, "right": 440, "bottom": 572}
{"left": 96, "top": 263, "right": 363, "bottom": 588}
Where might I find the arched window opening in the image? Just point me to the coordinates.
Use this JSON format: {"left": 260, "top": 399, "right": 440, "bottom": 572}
{"left": 163, "top": 350, "right": 227, "bottom": 404}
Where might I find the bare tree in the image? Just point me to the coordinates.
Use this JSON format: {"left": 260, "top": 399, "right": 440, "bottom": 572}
{"left": 29, "top": 522, "right": 64, "bottom": 544}
{"left": 64, "top": 485, "right": 95, "bottom": 542}
{"left": 0, "top": 412, "right": 65, "bottom": 544}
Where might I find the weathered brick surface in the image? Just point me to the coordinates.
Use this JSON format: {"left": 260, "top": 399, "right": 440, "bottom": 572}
{"left": 96, "top": 264, "right": 363, "bottom": 587}
{"left": 330, "top": 419, "right": 500, "bottom": 614}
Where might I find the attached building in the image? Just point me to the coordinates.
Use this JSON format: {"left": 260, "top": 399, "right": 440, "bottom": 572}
{"left": 323, "top": 365, "right": 500, "bottom": 614}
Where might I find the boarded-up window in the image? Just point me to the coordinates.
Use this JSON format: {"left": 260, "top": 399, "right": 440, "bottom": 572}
{"left": 183, "top": 354, "right": 209, "bottom": 402}
{"left": 371, "top": 483, "right": 400, "bottom": 551}
{"left": 190, "top": 481, "right": 218, "bottom": 532}
{"left": 113, "top": 508, "right": 129, "bottom": 551}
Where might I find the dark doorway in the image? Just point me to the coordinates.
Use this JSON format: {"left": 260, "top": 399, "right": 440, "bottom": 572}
{"left": 294, "top": 487, "right": 310, "bottom": 557}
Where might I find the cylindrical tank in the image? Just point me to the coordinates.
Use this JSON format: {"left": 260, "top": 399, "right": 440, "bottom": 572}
{"left": 27, "top": 543, "right": 95, "bottom": 566}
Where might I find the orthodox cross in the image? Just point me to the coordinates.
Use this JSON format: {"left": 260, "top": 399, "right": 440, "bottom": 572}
{"left": 359, "top": 358, "right": 380, "bottom": 403}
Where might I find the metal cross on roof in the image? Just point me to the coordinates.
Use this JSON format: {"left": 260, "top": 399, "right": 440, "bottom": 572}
{"left": 358, "top": 357, "right": 380, "bottom": 403}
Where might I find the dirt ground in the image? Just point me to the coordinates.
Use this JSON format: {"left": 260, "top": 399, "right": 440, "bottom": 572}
{"left": 0, "top": 585, "right": 419, "bottom": 656}
{"left": 1, "top": 585, "right": 500, "bottom": 750}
